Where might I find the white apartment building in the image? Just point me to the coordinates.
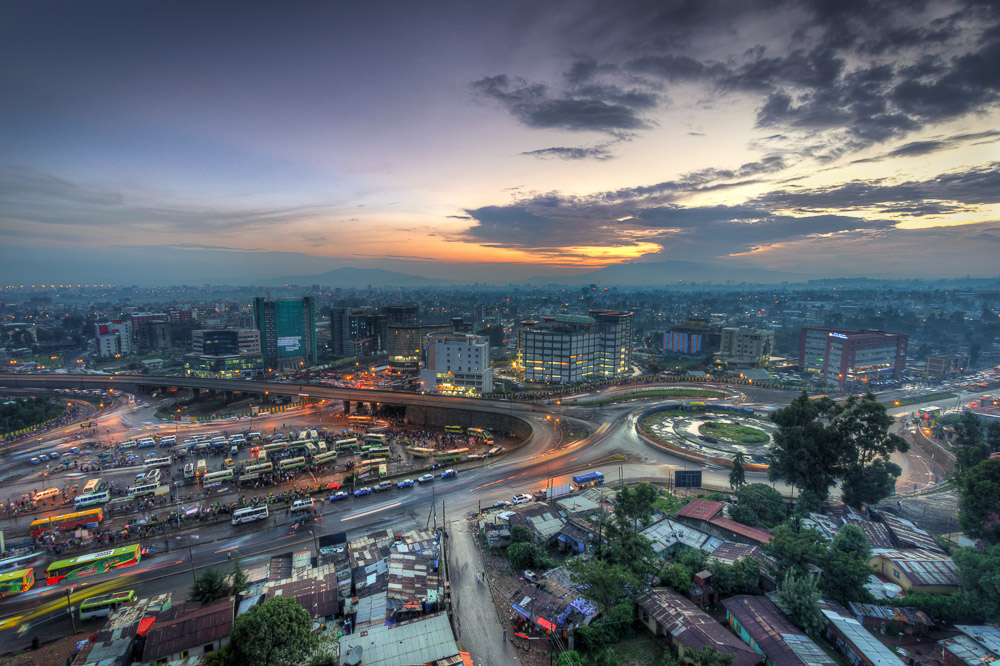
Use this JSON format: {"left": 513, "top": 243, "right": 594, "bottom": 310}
{"left": 419, "top": 332, "right": 492, "bottom": 395}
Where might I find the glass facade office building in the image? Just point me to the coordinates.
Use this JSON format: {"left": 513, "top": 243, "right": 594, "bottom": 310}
{"left": 518, "top": 310, "right": 633, "bottom": 385}
{"left": 254, "top": 297, "right": 317, "bottom": 369}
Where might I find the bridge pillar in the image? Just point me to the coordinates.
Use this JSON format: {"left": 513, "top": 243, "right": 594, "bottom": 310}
{"left": 343, "top": 400, "right": 351, "bottom": 414}
{"left": 225, "top": 391, "right": 234, "bottom": 402}
{"left": 192, "top": 388, "right": 200, "bottom": 400}
{"left": 367, "top": 401, "right": 376, "bottom": 414}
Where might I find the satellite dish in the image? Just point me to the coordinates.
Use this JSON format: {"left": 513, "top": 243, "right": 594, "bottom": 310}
{"left": 345, "top": 646, "right": 364, "bottom": 665}
{"left": 882, "top": 583, "right": 902, "bottom": 599}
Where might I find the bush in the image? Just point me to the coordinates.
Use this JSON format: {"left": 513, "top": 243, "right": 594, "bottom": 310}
{"left": 507, "top": 542, "right": 551, "bottom": 570}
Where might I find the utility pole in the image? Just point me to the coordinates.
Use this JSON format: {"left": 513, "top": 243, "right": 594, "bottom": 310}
{"left": 66, "top": 588, "right": 77, "bottom": 634}
{"left": 189, "top": 544, "right": 196, "bottom": 583}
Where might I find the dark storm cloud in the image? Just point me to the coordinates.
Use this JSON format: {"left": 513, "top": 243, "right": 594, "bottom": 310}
{"left": 471, "top": 75, "right": 650, "bottom": 132}
{"left": 521, "top": 145, "right": 614, "bottom": 161}
{"left": 599, "top": 156, "right": 787, "bottom": 202}
{"left": 761, "top": 163, "right": 1000, "bottom": 211}
{"left": 851, "top": 130, "right": 1000, "bottom": 163}
{"left": 480, "top": 0, "right": 1000, "bottom": 160}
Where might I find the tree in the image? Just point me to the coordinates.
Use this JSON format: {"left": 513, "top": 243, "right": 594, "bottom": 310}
{"left": 819, "top": 525, "right": 873, "bottom": 604}
{"left": 567, "top": 558, "right": 639, "bottom": 613}
{"left": 507, "top": 542, "right": 551, "bottom": 570}
{"left": 793, "top": 490, "right": 824, "bottom": 518}
{"left": 731, "top": 483, "right": 787, "bottom": 528}
{"left": 953, "top": 544, "right": 1000, "bottom": 623}
{"left": 227, "top": 596, "right": 318, "bottom": 666}
{"left": 603, "top": 528, "right": 659, "bottom": 580}
{"left": 190, "top": 568, "right": 231, "bottom": 604}
{"left": 778, "top": 571, "right": 826, "bottom": 638}
{"left": 959, "top": 457, "right": 1000, "bottom": 545}
{"left": 660, "top": 561, "right": 693, "bottom": 593}
{"left": 763, "top": 520, "right": 826, "bottom": 579}
{"left": 955, "top": 412, "right": 990, "bottom": 482}
{"left": 231, "top": 558, "right": 249, "bottom": 596}
{"left": 834, "top": 393, "right": 908, "bottom": 509}
{"left": 614, "top": 483, "right": 658, "bottom": 534}
{"left": 556, "top": 652, "right": 586, "bottom": 666}
{"left": 708, "top": 556, "right": 760, "bottom": 596}
{"left": 509, "top": 524, "right": 534, "bottom": 544}
{"left": 987, "top": 421, "right": 1000, "bottom": 454}
{"left": 769, "top": 393, "right": 845, "bottom": 500}
{"left": 729, "top": 452, "right": 747, "bottom": 490}
{"left": 659, "top": 645, "right": 735, "bottom": 666}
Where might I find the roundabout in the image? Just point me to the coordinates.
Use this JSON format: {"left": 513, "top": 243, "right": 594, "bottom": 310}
{"left": 636, "top": 402, "right": 777, "bottom": 467}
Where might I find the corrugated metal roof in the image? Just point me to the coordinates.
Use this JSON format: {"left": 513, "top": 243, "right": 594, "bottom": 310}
{"left": 354, "top": 590, "right": 388, "bottom": 627}
{"left": 339, "top": 611, "right": 459, "bottom": 666}
{"left": 940, "top": 635, "right": 999, "bottom": 664}
{"left": 956, "top": 625, "right": 1000, "bottom": 655}
{"left": 820, "top": 606, "right": 905, "bottom": 665}
{"left": 641, "top": 517, "right": 720, "bottom": 554}
{"left": 676, "top": 498, "right": 726, "bottom": 521}
{"left": 848, "top": 603, "right": 933, "bottom": 627}
{"left": 879, "top": 513, "right": 945, "bottom": 553}
{"left": 722, "top": 595, "right": 837, "bottom": 665}
{"left": 142, "top": 598, "right": 234, "bottom": 662}
{"left": 556, "top": 495, "right": 601, "bottom": 514}
{"left": 872, "top": 548, "right": 959, "bottom": 587}
{"left": 386, "top": 552, "right": 440, "bottom": 603}
{"left": 709, "top": 516, "right": 773, "bottom": 544}
{"left": 267, "top": 575, "right": 339, "bottom": 620}
{"left": 635, "top": 588, "right": 761, "bottom": 666}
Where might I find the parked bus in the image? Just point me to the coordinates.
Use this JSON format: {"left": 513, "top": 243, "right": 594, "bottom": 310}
{"left": 247, "top": 432, "right": 262, "bottom": 440}
{"left": 82, "top": 479, "right": 104, "bottom": 495}
{"left": 436, "top": 447, "right": 468, "bottom": 462}
{"left": 74, "top": 490, "right": 111, "bottom": 509}
{"left": 79, "top": 589, "right": 137, "bottom": 619}
{"left": 405, "top": 446, "right": 436, "bottom": 458}
{"left": 144, "top": 456, "right": 171, "bottom": 468}
{"left": 303, "top": 442, "right": 318, "bottom": 456}
{"left": 45, "top": 545, "right": 141, "bottom": 585}
{"left": 264, "top": 442, "right": 290, "bottom": 455}
{"left": 242, "top": 462, "right": 273, "bottom": 476}
{"left": 278, "top": 457, "right": 306, "bottom": 471}
{"left": 366, "top": 446, "right": 391, "bottom": 458}
{"left": 231, "top": 505, "right": 269, "bottom": 526}
{"left": 196, "top": 459, "right": 207, "bottom": 477}
{"left": 467, "top": 428, "right": 494, "bottom": 443}
{"left": 335, "top": 438, "right": 359, "bottom": 451}
{"left": 159, "top": 436, "right": 176, "bottom": 446}
{"left": 127, "top": 482, "right": 160, "bottom": 498}
{"left": 348, "top": 415, "right": 374, "bottom": 426}
{"left": 0, "top": 569, "right": 35, "bottom": 598}
{"left": 363, "top": 433, "right": 388, "bottom": 444}
{"left": 202, "top": 469, "right": 234, "bottom": 484}
{"left": 444, "top": 425, "right": 464, "bottom": 434}
{"left": 30, "top": 508, "right": 104, "bottom": 537}
{"left": 312, "top": 451, "right": 337, "bottom": 467}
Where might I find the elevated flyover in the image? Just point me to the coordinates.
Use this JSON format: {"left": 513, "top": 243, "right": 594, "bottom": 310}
{"left": 0, "top": 373, "right": 544, "bottom": 436}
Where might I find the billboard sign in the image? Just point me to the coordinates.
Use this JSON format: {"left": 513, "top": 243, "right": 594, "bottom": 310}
{"left": 675, "top": 470, "right": 703, "bottom": 488}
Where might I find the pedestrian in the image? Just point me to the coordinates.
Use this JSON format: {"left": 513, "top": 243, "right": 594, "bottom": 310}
{"left": 503, "top": 629, "right": 507, "bottom": 642}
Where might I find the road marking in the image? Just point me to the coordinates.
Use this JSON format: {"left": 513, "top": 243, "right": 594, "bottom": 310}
{"left": 214, "top": 545, "right": 239, "bottom": 554}
{"left": 469, "top": 479, "right": 504, "bottom": 492}
{"left": 342, "top": 501, "right": 402, "bottom": 521}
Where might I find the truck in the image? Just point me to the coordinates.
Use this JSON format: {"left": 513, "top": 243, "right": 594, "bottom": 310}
{"left": 572, "top": 471, "right": 604, "bottom": 486}
{"left": 534, "top": 483, "right": 573, "bottom": 501}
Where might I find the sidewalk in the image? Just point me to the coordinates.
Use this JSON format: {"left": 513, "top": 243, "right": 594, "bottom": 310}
{"left": 448, "top": 518, "right": 523, "bottom": 666}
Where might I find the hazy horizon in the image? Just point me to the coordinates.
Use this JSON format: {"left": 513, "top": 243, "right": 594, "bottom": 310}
{"left": 2, "top": 1, "right": 999, "bottom": 285}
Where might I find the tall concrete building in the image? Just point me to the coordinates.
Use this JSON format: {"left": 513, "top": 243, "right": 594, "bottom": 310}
{"left": 95, "top": 320, "right": 132, "bottom": 357}
{"left": 664, "top": 318, "right": 721, "bottom": 355}
{"left": 719, "top": 328, "right": 774, "bottom": 367}
{"left": 518, "top": 310, "right": 633, "bottom": 384}
{"left": 192, "top": 329, "right": 260, "bottom": 356}
{"left": 253, "top": 297, "right": 317, "bottom": 370}
{"left": 800, "top": 327, "right": 908, "bottom": 388}
{"left": 330, "top": 307, "right": 386, "bottom": 357}
{"left": 419, "top": 332, "right": 492, "bottom": 395}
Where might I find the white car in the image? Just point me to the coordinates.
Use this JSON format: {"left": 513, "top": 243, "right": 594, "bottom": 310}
{"left": 512, "top": 493, "right": 532, "bottom": 505}
{"left": 417, "top": 474, "right": 435, "bottom": 483}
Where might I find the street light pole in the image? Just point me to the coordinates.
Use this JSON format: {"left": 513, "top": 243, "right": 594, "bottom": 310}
{"left": 66, "top": 588, "right": 77, "bottom": 634}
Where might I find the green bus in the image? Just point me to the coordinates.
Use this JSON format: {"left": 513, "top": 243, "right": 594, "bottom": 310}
{"left": 46, "top": 545, "right": 142, "bottom": 585}
{"left": 0, "top": 568, "right": 35, "bottom": 598}
{"left": 278, "top": 456, "right": 306, "bottom": 471}
{"left": 335, "top": 438, "right": 358, "bottom": 451}
{"left": 366, "top": 446, "right": 391, "bottom": 458}
{"left": 202, "top": 469, "right": 234, "bottom": 484}
{"left": 363, "top": 433, "right": 388, "bottom": 444}
{"left": 312, "top": 451, "right": 338, "bottom": 466}
{"left": 79, "top": 589, "right": 136, "bottom": 619}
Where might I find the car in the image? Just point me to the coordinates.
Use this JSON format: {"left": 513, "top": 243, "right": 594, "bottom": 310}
{"left": 512, "top": 493, "right": 532, "bottom": 505}
{"left": 29, "top": 457, "right": 41, "bottom": 465}
{"left": 417, "top": 474, "right": 435, "bottom": 483}
{"left": 48, "top": 452, "right": 60, "bottom": 459}
{"left": 354, "top": 487, "right": 372, "bottom": 497}
{"left": 326, "top": 481, "right": 341, "bottom": 490}
{"left": 492, "top": 500, "right": 512, "bottom": 509}
{"left": 373, "top": 481, "right": 394, "bottom": 492}
{"left": 441, "top": 468, "right": 457, "bottom": 478}
{"left": 397, "top": 479, "right": 415, "bottom": 488}
{"left": 329, "top": 491, "right": 349, "bottom": 501}
{"left": 523, "top": 570, "right": 538, "bottom": 582}
{"left": 37, "top": 454, "right": 49, "bottom": 462}
{"left": 223, "top": 458, "right": 235, "bottom": 469}
{"left": 68, "top": 447, "right": 81, "bottom": 454}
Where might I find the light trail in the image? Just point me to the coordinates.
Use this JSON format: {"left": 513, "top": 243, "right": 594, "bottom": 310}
{"left": 341, "top": 501, "right": 402, "bottom": 522}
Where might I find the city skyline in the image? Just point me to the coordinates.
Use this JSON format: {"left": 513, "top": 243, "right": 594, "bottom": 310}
{"left": 2, "top": 0, "right": 999, "bottom": 284}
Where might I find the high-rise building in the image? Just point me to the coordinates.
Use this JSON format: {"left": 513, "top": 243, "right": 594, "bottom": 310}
{"left": 664, "top": 318, "right": 721, "bottom": 355}
{"left": 924, "top": 353, "right": 967, "bottom": 378}
{"left": 719, "top": 327, "right": 774, "bottom": 367}
{"left": 254, "top": 297, "right": 317, "bottom": 369}
{"left": 192, "top": 329, "right": 260, "bottom": 356}
{"left": 95, "top": 320, "right": 132, "bottom": 357}
{"left": 330, "top": 307, "right": 386, "bottom": 357}
{"left": 129, "top": 312, "right": 171, "bottom": 350}
{"left": 518, "top": 310, "right": 633, "bottom": 384}
{"left": 419, "top": 332, "right": 492, "bottom": 395}
{"left": 800, "top": 327, "right": 908, "bottom": 388}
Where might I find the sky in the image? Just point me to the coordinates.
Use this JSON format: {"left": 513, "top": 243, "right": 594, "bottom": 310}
{"left": 1, "top": 0, "right": 999, "bottom": 285}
